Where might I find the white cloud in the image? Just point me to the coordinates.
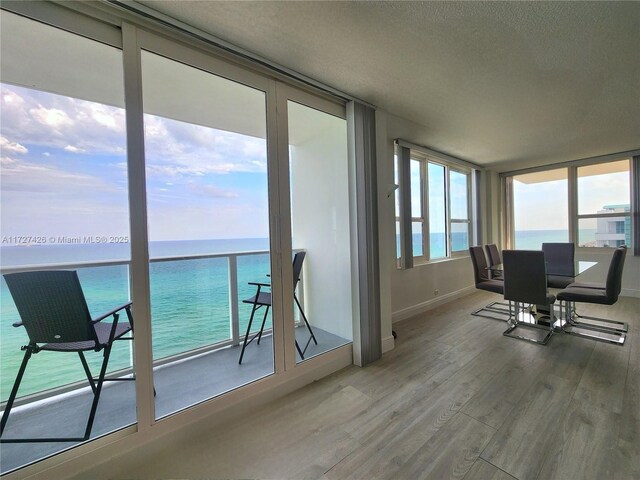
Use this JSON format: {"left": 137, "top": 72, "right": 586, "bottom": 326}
{"left": 30, "top": 106, "right": 74, "bottom": 128}
{"left": 0, "top": 136, "right": 28, "bottom": 154}
{"left": 64, "top": 145, "right": 86, "bottom": 153}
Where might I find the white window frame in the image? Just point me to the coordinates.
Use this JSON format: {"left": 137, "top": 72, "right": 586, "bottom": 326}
{"left": 503, "top": 155, "right": 636, "bottom": 250}
{"left": 395, "top": 141, "right": 477, "bottom": 267}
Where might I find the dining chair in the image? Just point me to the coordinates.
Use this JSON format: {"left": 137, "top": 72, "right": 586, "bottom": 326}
{"left": 1, "top": 270, "right": 135, "bottom": 443}
{"left": 502, "top": 250, "right": 555, "bottom": 345}
{"left": 484, "top": 244, "right": 503, "bottom": 278}
{"left": 541, "top": 242, "right": 575, "bottom": 288}
{"left": 469, "top": 246, "right": 509, "bottom": 320}
{"left": 556, "top": 246, "right": 628, "bottom": 345}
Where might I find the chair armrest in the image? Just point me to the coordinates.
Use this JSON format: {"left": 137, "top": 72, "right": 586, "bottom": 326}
{"left": 92, "top": 302, "right": 133, "bottom": 323}
{"left": 248, "top": 282, "right": 271, "bottom": 288}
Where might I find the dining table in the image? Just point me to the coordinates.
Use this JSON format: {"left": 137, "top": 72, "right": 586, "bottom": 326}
{"left": 487, "top": 260, "right": 598, "bottom": 329}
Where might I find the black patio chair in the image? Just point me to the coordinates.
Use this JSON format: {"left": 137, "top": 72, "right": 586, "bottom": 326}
{"left": 238, "top": 252, "right": 317, "bottom": 364}
{"left": 557, "top": 246, "right": 628, "bottom": 345}
{"left": 502, "top": 250, "right": 555, "bottom": 345}
{"left": 1, "top": 270, "right": 134, "bottom": 443}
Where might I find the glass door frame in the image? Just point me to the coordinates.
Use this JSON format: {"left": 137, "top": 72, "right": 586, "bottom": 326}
{"left": 274, "top": 83, "right": 351, "bottom": 371}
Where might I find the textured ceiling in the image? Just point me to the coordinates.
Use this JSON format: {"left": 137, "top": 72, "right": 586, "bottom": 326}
{"left": 138, "top": 1, "right": 640, "bottom": 168}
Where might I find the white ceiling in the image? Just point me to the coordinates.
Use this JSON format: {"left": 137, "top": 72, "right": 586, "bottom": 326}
{"left": 139, "top": 1, "right": 640, "bottom": 168}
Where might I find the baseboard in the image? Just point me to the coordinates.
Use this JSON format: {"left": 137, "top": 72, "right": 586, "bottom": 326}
{"left": 622, "top": 288, "right": 640, "bottom": 298}
{"left": 382, "top": 335, "right": 395, "bottom": 353}
{"left": 392, "top": 285, "right": 476, "bottom": 323}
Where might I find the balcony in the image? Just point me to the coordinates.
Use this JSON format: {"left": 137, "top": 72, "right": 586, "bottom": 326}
{"left": 0, "top": 250, "right": 351, "bottom": 474}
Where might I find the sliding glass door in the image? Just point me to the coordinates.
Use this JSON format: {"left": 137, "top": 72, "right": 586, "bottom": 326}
{"left": 283, "top": 90, "right": 353, "bottom": 365}
{"left": 138, "top": 46, "right": 276, "bottom": 419}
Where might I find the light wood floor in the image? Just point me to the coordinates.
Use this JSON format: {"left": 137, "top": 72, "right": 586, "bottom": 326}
{"left": 77, "top": 291, "right": 639, "bottom": 480}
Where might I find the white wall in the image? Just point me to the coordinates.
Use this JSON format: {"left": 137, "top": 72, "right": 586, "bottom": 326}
{"left": 290, "top": 112, "right": 353, "bottom": 340}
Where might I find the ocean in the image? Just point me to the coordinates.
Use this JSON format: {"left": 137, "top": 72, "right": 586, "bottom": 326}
{"left": 0, "top": 239, "right": 271, "bottom": 401}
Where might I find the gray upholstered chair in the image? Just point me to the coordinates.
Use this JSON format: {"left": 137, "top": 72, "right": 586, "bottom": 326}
{"left": 1, "top": 270, "right": 134, "bottom": 443}
{"left": 484, "top": 244, "right": 503, "bottom": 278}
{"left": 556, "top": 246, "right": 628, "bottom": 344}
{"left": 541, "top": 242, "right": 575, "bottom": 288}
{"left": 469, "top": 246, "right": 509, "bottom": 320}
{"left": 502, "top": 250, "right": 555, "bottom": 345}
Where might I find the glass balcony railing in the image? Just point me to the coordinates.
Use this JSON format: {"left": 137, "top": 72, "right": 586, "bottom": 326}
{"left": 0, "top": 249, "right": 304, "bottom": 406}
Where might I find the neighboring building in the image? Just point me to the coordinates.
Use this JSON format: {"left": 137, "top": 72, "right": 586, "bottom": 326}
{"left": 595, "top": 204, "right": 631, "bottom": 247}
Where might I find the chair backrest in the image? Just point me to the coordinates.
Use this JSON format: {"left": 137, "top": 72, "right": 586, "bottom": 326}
{"left": 503, "top": 250, "right": 549, "bottom": 305}
{"left": 542, "top": 242, "right": 575, "bottom": 277}
{"left": 484, "top": 244, "right": 502, "bottom": 267}
{"left": 3, "top": 270, "right": 95, "bottom": 345}
{"left": 292, "top": 252, "right": 306, "bottom": 290}
{"left": 605, "top": 246, "right": 627, "bottom": 302}
{"left": 469, "top": 246, "right": 490, "bottom": 285}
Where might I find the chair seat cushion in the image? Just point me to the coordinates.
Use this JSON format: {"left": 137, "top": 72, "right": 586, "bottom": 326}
{"left": 565, "top": 281, "right": 605, "bottom": 290}
{"left": 42, "top": 321, "right": 132, "bottom": 351}
{"left": 557, "top": 287, "right": 612, "bottom": 305}
{"left": 546, "top": 275, "right": 574, "bottom": 289}
{"left": 477, "top": 279, "right": 504, "bottom": 295}
{"left": 242, "top": 292, "right": 272, "bottom": 306}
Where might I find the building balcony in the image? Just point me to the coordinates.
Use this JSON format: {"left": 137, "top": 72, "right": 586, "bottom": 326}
{"left": 0, "top": 250, "right": 351, "bottom": 474}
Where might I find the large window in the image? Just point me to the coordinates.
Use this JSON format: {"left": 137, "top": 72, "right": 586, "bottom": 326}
{"left": 506, "top": 158, "right": 632, "bottom": 249}
{"left": 395, "top": 145, "right": 474, "bottom": 265}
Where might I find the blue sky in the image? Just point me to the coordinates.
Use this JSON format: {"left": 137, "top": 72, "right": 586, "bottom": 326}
{"left": 1, "top": 83, "right": 270, "bottom": 243}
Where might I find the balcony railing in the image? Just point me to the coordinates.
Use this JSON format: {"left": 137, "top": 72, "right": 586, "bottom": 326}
{"left": 0, "top": 249, "right": 303, "bottom": 407}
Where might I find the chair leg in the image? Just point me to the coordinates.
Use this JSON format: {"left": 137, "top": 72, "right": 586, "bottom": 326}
{"left": 239, "top": 303, "right": 259, "bottom": 364}
{"left": 256, "top": 305, "right": 270, "bottom": 345}
{"left": 295, "top": 295, "right": 317, "bottom": 345}
{"left": 503, "top": 301, "right": 553, "bottom": 345}
{"left": 82, "top": 345, "right": 112, "bottom": 440}
{"left": 78, "top": 351, "right": 97, "bottom": 395}
{"left": 560, "top": 301, "right": 626, "bottom": 345}
{"left": 1, "top": 347, "right": 33, "bottom": 437}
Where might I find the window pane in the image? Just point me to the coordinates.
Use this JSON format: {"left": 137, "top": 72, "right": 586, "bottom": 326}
{"left": 450, "top": 170, "right": 469, "bottom": 220}
{"left": 141, "top": 51, "right": 273, "bottom": 419}
{"left": 513, "top": 168, "right": 568, "bottom": 250}
{"left": 451, "top": 223, "right": 470, "bottom": 252}
{"left": 577, "top": 160, "right": 630, "bottom": 215}
{"left": 0, "top": 12, "right": 131, "bottom": 472}
{"left": 288, "top": 101, "right": 352, "bottom": 363}
{"left": 412, "top": 221, "right": 423, "bottom": 257}
{"left": 579, "top": 215, "right": 631, "bottom": 248}
{"left": 428, "top": 163, "right": 446, "bottom": 259}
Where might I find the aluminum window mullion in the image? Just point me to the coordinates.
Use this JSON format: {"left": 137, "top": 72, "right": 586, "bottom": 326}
{"left": 422, "top": 159, "right": 430, "bottom": 261}
{"left": 445, "top": 166, "right": 452, "bottom": 257}
{"left": 121, "top": 21, "right": 155, "bottom": 432}
{"left": 568, "top": 166, "right": 578, "bottom": 244}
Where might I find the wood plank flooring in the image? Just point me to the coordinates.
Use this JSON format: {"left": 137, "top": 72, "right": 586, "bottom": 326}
{"left": 75, "top": 291, "right": 640, "bottom": 480}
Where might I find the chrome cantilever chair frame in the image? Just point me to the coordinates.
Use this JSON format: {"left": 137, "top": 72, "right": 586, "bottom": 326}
{"left": 556, "top": 246, "right": 628, "bottom": 345}
{"left": 502, "top": 250, "right": 555, "bottom": 345}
